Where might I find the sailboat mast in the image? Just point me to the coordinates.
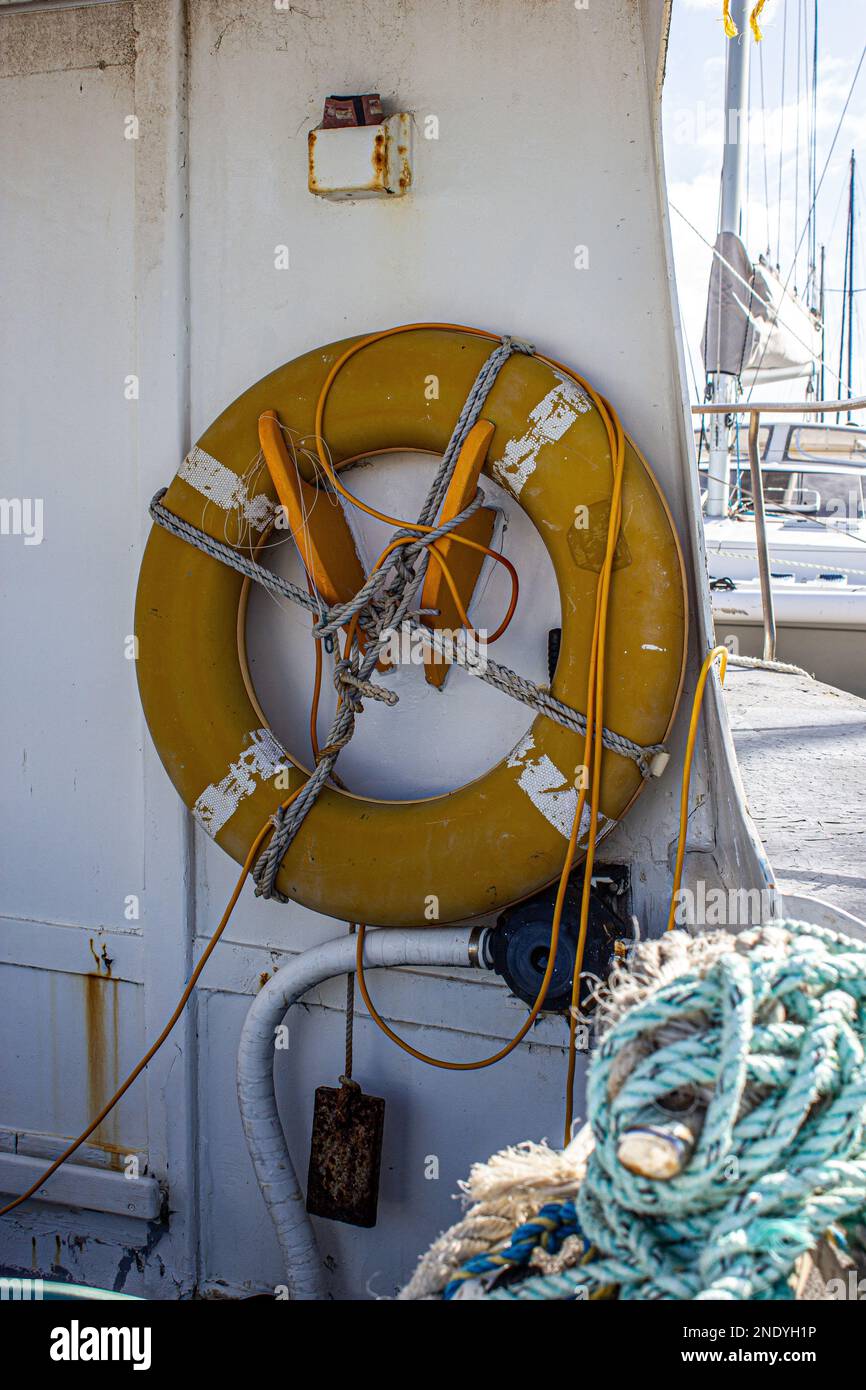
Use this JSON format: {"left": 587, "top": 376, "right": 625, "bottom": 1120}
{"left": 706, "top": 0, "right": 751, "bottom": 518}
{"left": 848, "top": 151, "right": 856, "bottom": 423}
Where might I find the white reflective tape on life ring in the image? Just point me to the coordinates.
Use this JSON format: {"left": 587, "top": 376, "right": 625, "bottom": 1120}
{"left": 179, "top": 445, "right": 274, "bottom": 530}
{"left": 493, "top": 370, "right": 590, "bottom": 497}
{"left": 507, "top": 733, "right": 612, "bottom": 843}
{"left": 193, "top": 728, "right": 286, "bottom": 837}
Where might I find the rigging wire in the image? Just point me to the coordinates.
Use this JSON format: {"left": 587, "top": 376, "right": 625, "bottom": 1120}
{"left": 758, "top": 40, "right": 772, "bottom": 255}
{"left": 809, "top": 0, "right": 819, "bottom": 303}
{"left": 776, "top": 0, "right": 788, "bottom": 268}
{"left": 800, "top": 0, "right": 806, "bottom": 290}
{"left": 855, "top": 168, "right": 866, "bottom": 398}
{"left": 745, "top": 39, "right": 866, "bottom": 401}
{"left": 745, "top": 32, "right": 752, "bottom": 247}
{"left": 696, "top": 458, "right": 866, "bottom": 542}
{"left": 836, "top": 155, "right": 855, "bottom": 423}
{"left": 670, "top": 202, "right": 845, "bottom": 386}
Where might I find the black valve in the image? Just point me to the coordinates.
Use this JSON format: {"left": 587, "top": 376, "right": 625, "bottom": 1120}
{"left": 488, "top": 867, "right": 631, "bottom": 1014}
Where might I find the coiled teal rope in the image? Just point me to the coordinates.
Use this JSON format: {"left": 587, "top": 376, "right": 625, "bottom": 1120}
{"left": 479, "top": 923, "right": 866, "bottom": 1300}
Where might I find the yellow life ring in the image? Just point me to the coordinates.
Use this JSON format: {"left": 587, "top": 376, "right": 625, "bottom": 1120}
{"left": 135, "top": 326, "right": 687, "bottom": 927}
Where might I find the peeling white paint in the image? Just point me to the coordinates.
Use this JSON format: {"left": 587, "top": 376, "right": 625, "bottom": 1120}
{"left": 641, "top": 643, "right": 666, "bottom": 652}
{"left": 179, "top": 445, "right": 273, "bottom": 530}
{"left": 517, "top": 751, "right": 576, "bottom": 837}
{"left": 492, "top": 370, "right": 590, "bottom": 497}
{"left": 193, "top": 728, "right": 286, "bottom": 837}
{"left": 506, "top": 730, "right": 536, "bottom": 767}
{"left": 508, "top": 739, "right": 612, "bottom": 843}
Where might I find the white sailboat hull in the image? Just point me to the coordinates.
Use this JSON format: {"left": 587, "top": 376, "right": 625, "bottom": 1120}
{"left": 712, "top": 583, "right": 866, "bottom": 696}
{"left": 705, "top": 515, "right": 866, "bottom": 695}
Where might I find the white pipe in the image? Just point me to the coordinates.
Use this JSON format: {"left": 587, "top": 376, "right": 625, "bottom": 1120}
{"left": 694, "top": 395, "right": 866, "bottom": 415}
{"left": 236, "top": 927, "right": 482, "bottom": 1300}
{"left": 705, "top": 374, "right": 738, "bottom": 518}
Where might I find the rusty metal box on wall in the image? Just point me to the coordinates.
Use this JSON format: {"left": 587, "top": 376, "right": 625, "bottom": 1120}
{"left": 308, "top": 112, "right": 413, "bottom": 200}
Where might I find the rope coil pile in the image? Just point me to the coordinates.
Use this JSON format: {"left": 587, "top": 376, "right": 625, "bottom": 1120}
{"left": 402, "top": 921, "right": 866, "bottom": 1301}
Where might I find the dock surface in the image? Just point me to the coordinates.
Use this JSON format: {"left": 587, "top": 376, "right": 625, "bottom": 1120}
{"left": 724, "top": 665, "right": 866, "bottom": 925}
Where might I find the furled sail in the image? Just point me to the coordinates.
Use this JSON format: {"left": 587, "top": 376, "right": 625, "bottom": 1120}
{"left": 702, "top": 230, "right": 822, "bottom": 385}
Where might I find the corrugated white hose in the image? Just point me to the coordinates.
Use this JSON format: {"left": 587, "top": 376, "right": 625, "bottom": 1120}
{"left": 236, "top": 926, "right": 484, "bottom": 1300}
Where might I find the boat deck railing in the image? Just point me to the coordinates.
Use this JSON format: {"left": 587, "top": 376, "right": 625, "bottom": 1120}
{"left": 692, "top": 396, "right": 866, "bottom": 660}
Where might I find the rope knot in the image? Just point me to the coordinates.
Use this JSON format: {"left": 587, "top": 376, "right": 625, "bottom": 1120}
{"left": 501, "top": 335, "right": 536, "bottom": 356}
{"left": 333, "top": 658, "right": 399, "bottom": 709}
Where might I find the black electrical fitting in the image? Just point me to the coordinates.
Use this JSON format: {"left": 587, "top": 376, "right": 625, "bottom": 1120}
{"left": 488, "top": 867, "right": 631, "bottom": 1014}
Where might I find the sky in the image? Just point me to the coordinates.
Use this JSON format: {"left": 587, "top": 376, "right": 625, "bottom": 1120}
{"left": 662, "top": 0, "right": 866, "bottom": 405}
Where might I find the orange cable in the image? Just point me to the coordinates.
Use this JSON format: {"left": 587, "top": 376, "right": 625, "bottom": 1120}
{"left": 1, "top": 325, "right": 638, "bottom": 1215}
{"left": 0, "top": 783, "right": 306, "bottom": 1218}
{"left": 321, "top": 329, "right": 629, "bottom": 1101}
{"left": 354, "top": 918, "right": 563, "bottom": 1070}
